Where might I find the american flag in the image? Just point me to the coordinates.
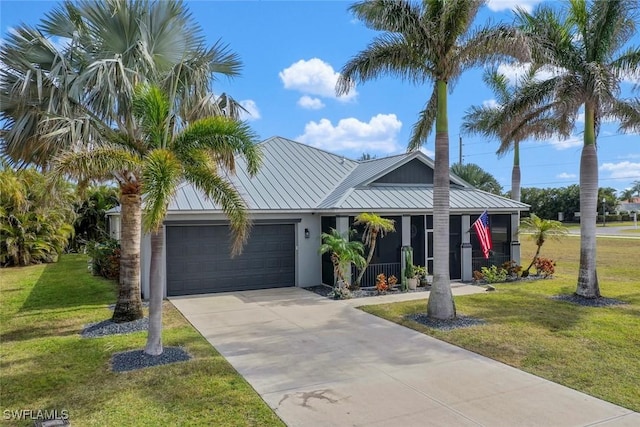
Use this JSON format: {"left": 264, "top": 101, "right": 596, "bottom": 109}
{"left": 473, "top": 211, "right": 492, "bottom": 259}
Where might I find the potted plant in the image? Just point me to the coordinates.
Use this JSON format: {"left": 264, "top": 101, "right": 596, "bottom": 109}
{"left": 404, "top": 252, "right": 418, "bottom": 290}
{"left": 414, "top": 265, "right": 427, "bottom": 287}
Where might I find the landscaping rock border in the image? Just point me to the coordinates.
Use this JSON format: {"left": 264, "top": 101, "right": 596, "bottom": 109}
{"left": 305, "top": 284, "right": 430, "bottom": 299}
{"left": 81, "top": 317, "right": 148, "bottom": 338}
{"left": 408, "top": 313, "right": 486, "bottom": 331}
{"left": 110, "top": 347, "right": 191, "bottom": 372}
{"left": 551, "top": 294, "right": 628, "bottom": 307}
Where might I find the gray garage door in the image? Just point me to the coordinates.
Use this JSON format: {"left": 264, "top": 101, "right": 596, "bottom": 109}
{"left": 166, "top": 224, "right": 295, "bottom": 296}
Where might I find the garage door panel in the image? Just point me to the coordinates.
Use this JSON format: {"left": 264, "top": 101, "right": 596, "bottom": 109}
{"left": 166, "top": 224, "right": 295, "bottom": 296}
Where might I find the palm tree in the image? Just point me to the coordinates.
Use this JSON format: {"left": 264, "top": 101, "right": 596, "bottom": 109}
{"left": 0, "top": 0, "right": 243, "bottom": 322}
{"left": 319, "top": 229, "right": 366, "bottom": 289}
{"left": 462, "top": 68, "right": 566, "bottom": 201}
{"left": 632, "top": 181, "right": 640, "bottom": 197}
{"left": 450, "top": 162, "right": 503, "bottom": 195}
{"left": 514, "top": 0, "right": 640, "bottom": 298}
{"left": 353, "top": 213, "right": 395, "bottom": 288}
{"left": 132, "top": 84, "right": 260, "bottom": 355}
{"left": 337, "top": 0, "right": 528, "bottom": 319}
{"left": 519, "top": 214, "right": 568, "bottom": 276}
{"left": 619, "top": 189, "right": 635, "bottom": 203}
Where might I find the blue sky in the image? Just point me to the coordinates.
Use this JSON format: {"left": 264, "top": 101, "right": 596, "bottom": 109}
{"left": 1, "top": 0, "right": 639, "bottom": 193}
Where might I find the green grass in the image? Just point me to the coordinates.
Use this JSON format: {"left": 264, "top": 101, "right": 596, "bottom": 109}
{"left": 360, "top": 237, "right": 640, "bottom": 412}
{"left": 0, "top": 255, "right": 284, "bottom": 427}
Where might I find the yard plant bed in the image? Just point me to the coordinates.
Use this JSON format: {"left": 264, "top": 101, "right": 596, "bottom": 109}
{"left": 360, "top": 237, "right": 640, "bottom": 412}
{"left": 306, "top": 284, "right": 430, "bottom": 299}
{"left": 0, "top": 254, "right": 285, "bottom": 427}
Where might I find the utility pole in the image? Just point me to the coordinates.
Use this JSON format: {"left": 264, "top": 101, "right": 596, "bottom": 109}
{"left": 459, "top": 135, "right": 463, "bottom": 164}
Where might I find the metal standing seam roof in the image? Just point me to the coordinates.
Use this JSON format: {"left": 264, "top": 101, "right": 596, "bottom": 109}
{"left": 166, "top": 136, "right": 529, "bottom": 213}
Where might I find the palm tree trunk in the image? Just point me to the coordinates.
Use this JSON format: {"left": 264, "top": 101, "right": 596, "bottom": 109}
{"left": 112, "top": 189, "right": 144, "bottom": 322}
{"left": 511, "top": 141, "right": 521, "bottom": 202}
{"left": 524, "top": 242, "right": 542, "bottom": 275}
{"left": 575, "top": 105, "right": 600, "bottom": 298}
{"left": 144, "top": 228, "right": 164, "bottom": 355}
{"left": 355, "top": 231, "right": 378, "bottom": 287}
{"left": 427, "top": 80, "right": 456, "bottom": 320}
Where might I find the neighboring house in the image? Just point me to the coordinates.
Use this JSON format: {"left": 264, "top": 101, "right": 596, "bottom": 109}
{"left": 108, "top": 136, "right": 529, "bottom": 298}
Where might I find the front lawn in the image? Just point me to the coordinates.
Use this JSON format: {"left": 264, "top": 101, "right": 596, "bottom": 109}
{"left": 360, "top": 237, "right": 640, "bottom": 412}
{"left": 0, "top": 255, "right": 284, "bottom": 427}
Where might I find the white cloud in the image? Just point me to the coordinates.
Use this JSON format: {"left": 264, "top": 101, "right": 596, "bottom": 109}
{"left": 542, "top": 134, "right": 583, "bottom": 150}
{"left": 486, "top": 0, "right": 543, "bottom": 13}
{"left": 621, "top": 69, "right": 640, "bottom": 85}
{"left": 297, "top": 114, "right": 402, "bottom": 154}
{"left": 239, "top": 99, "right": 260, "bottom": 121}
{"left": 557, "top": 172, "right": 577, "bottom": 179}
{"left": 297, "top": 95, "right": 325, "bottom": 110}
{"left": 279, "top": 58, "right": 357, "bottom": 102}
{"left": 482, "top": 99, "right": 500, "bottom": 109}
{"left": 600, "top": 161, "right": 640, "bottom": 180}
{"left": 419, "top": 147, "right": 435, "bottom": 158}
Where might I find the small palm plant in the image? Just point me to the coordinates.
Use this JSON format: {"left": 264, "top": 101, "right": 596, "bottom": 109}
{"left": 319, "top": 228, "right": 365, "bottom": 292}
{"left": 353, "top": 213, "right": 395, "bottom": 288}
{"left": 519, "top": 214, "right": 568, "bottom": 277}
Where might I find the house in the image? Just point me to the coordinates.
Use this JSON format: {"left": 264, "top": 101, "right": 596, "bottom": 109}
{"left": 108, "top": 136, "right": 529, "bottom": 297}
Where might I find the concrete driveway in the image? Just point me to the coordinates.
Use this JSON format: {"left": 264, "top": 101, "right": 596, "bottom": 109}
{"left": 170, "top": 287, "right": 638, "bottom": 427}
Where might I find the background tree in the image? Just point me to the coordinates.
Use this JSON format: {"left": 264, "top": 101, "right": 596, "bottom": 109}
{"left": 450, "top": 162, "right": 503, "bottom": 195}
{"left": 319, "top": 229, "right": 365, "bottom": 289}
{"left": 353, "top": 213, "right": 395, "bottom": 288}
{"left": 619, "top": 188, "right": 635, "bottom": 203}
{"left": 131, "top": 84, "right": 260, "bottom": 356}
{"left": 70, "top": 186, "right": 119, "bottom": 251}
{"left": 337, "top": 0, "right": 528, "bottom": 319}
{"left": 514, "top": 0, "right": 640, "bottom": 298}
{"left": 632, "top": 181, "right": 640, "bottom": 197}
{"left": 0, "top": 166, "right": 75, "bottom": 266}
{"left": 462, "top": 68, "right": 566, "bottom": 201}
{"left": 519, "top": 213, "right": 568, "bottom": 276}
{"left": 0, "top": 0, "right": 243, "bottom": 322}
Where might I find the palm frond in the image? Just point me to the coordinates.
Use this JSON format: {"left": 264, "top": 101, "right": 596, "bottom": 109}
{"left": 184, "top": 161, "right": 250, "bottom": 256}
{"left": 175, "top": 116, "right": 261, "bottom": 176}
{"left": 141, "top": 149, "right": 182, "bottom": 232}
{"left": 408, "top": 86, "right": 437, "bottom": 151}
{"left": 50, "top": 144, "right": 141, "bottom": 185}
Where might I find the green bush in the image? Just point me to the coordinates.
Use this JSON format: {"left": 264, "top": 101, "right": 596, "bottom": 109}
{"left": 480, "top": 265, "right": 507, "bottom": 283}
{"left": 86, "top": 238, "right": 120, "bottom": 280}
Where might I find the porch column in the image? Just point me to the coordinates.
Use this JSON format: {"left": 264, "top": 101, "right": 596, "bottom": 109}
{"left": 461, "top": 214, "right": 472, "bottom": 281}
{"left": 336, "top": 216, "right": 351, "bottom": 285}
{"left": 401, "top": 215, "right": 411, "bottom": 247}
{"left": 511, "top": 212, "right": 521, "bottom": 265}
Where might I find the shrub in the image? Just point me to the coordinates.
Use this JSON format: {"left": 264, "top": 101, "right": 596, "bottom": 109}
{"left": 501, "top": 260, "right": 522, "bottom": 278}
{"left": 375, "top": 273, "right": 388, "bottom": 294}
{"left": 534, "top": 257, "right": 556, "bottom": 278}
{"left": 473, "top": 270, "right": 484, "bottom": 282}
{"left": 329, "top": 280, "right": 352, "bottom": 299}
{"left": 387, "top": 275, "right": 398, "bottom": 290}
{"left": 87, "top": 238, "right": 120, "bottom": 280}
{"left": 480, "top": 265, "right": 507, "bottom": 283}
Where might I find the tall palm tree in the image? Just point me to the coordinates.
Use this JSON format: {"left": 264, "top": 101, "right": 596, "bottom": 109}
{"left": 353, "top": 213, "right": 395, "bottom": 288}
{"left": 462, "top": 68, "right": 566, "bottom": 201}
{"left": 336, "top": 0, "right": 528, "bottom": 319}
{"left": 632, "top": 180, "right": 640, "bottom": 197}
{"left": 131, "top": 84, "right": 260, "bottom": 355}
{"left": 518, "top": 213, "right": 568, "bottom": 276}
{"left": 514, "top": 0, "right": 640, "bottom": 298}
{"left": 0, "top": 0, "right": 243, "bottom": 322}
{"left": 450, "top": 162, "right": 503, "bottom": 195}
